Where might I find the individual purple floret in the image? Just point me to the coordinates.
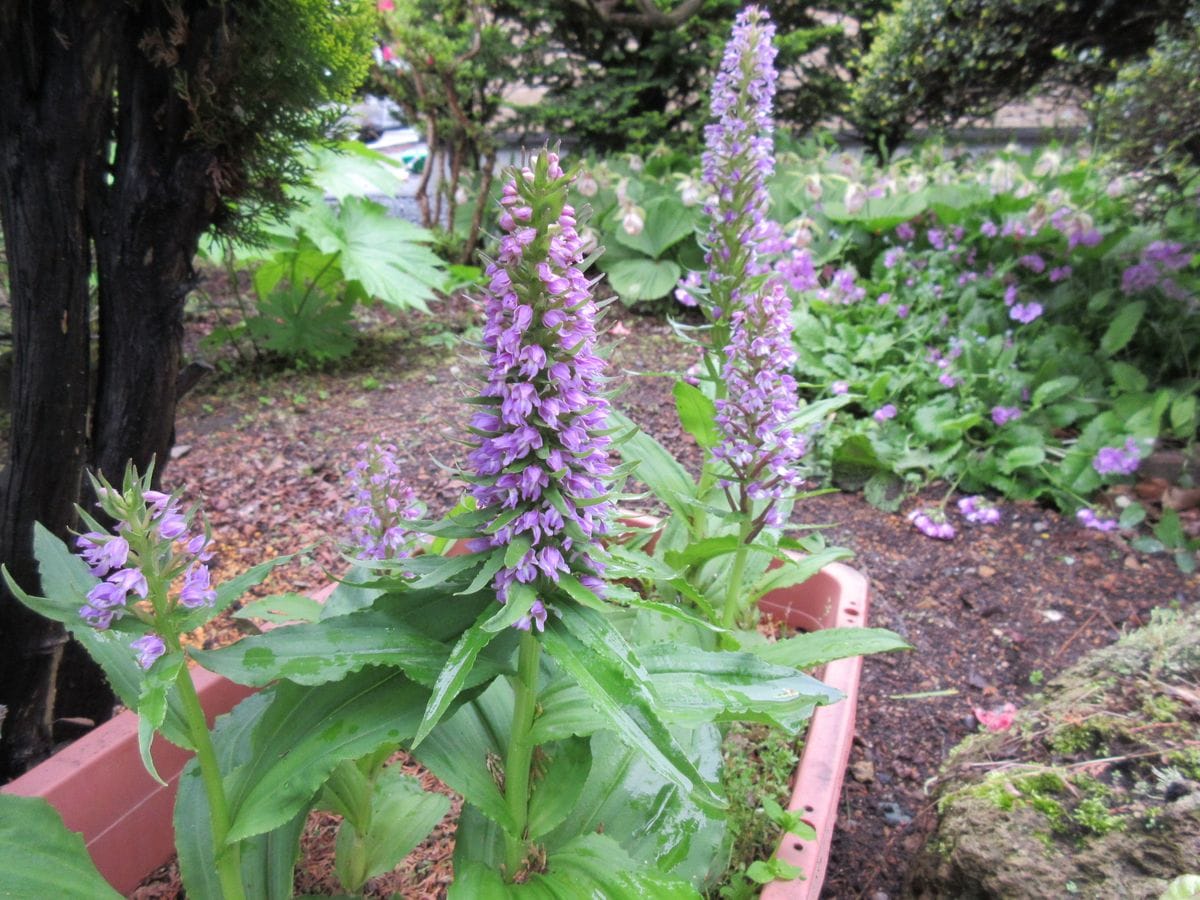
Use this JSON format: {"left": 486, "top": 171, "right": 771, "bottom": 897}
{"left": 468, "top": 150, "right": 614, "bottom": 629}
{"left": 1092, "top": 438, "right": 1142, "bottom": 477}
{"left": 874, "top": 404, "right": 897, "bottom": 423}
{"left": 957, "top": 495, "right": 1001, "bottom": 525}
{"left": 130, "top": 634, "right": 167, "bottom": 670}
{"left": 908, "top": 508, "right": 955, "bottom": 540}
{"left": 991, "top": 405, "right": 1022, "bottom": 426}
{"left": 345, "top": 441, "right": 423, "bottom": 561}
{"left": 1076, "top": 508, "right": 1119, "bottom": 532}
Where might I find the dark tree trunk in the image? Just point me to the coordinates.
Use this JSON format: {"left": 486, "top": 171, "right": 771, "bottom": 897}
{"left": 0, "top": 0, "right": 121, "bottom": 779}
{"left": 89, "top": 3, "right": 221, "bottom": 489}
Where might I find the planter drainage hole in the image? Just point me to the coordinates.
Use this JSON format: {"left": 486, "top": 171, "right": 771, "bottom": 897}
{"left": 792, "top": 842, "right": 805, "bottom": 851}
{"left": 844, "top": 607, "right": 860, "bottom": 616}
{"left": 804, "top": 805, "right": 814, "bottom": 812}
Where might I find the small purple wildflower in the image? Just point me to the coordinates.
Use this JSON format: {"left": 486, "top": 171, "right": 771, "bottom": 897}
{"left": 831, "top": 380, "right": 849, "bottom": 395}
{"left": 1092, "top": 438, "right": 1141, "bottom": 477}
{"left": 131, "top": 634, "right": 167, "bottom": 670}
{"left": 1018, "top": 254, "right": 1045, "bottom": 274}
{"left": 908, "top": 508, "right": 955, "bottom": 540}
{"left": 1009, "top": 302, "right": 1043, "bottom": 324}
{"left": 1048, "top": 265, "right": 1072, "bottom": 283}
{"left": 1077, "top": 508, "right": 1118, "bottom": 532}
{"left": 980, "top": 221, "right": 998, "bottom": 238}
{"left": 957, "top": 496, "right": 1001, "bottom": 525}
{"left": 874, "top": 404, "right": 897, "bottom": 423}
{"left": 896, "top": 304, "right": 909, "bottom": 319}
{"left": 1142, "top": 240, "right": 1191, "bottom": 271}
{"left": 895, "top": 222, "right": 916, "bottom": 242}
{"left": 927, "top": 229, "right": 945, "bottom": 251}
{"left": 991, "top": 405, "right": 1022, "bottom": 426}
{"left": 1122, "top": 262, "right": 1158, "bottom": 295}
{"left": 76, "top": 533, "right": 130, "bottom": 577}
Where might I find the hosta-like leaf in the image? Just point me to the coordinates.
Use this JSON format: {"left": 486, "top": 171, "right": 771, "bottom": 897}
{"left": 0, "top": 795, "right": 122, "bottom": 899}
{"left": 611, "top": 196, "right": 699, "bottom": 259}
{"left": 605, "top": 258, "right": 682, "bottom": 302}
{"left": 527, "top": 736, "right": 593, "bottom": 841}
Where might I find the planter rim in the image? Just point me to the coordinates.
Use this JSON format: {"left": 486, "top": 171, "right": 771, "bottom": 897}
{"left": 758, "top": 560, "right": 869, "bottom": 900}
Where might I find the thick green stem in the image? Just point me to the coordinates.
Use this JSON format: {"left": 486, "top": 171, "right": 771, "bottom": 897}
{"left": 720, "top": 520, "right": 754, "bottom": 646}
{"left": 503, "top": 631, "right": 542, "bottom": 881}
{"left": 175, "top": 663, "right": 245, "bottom": 900}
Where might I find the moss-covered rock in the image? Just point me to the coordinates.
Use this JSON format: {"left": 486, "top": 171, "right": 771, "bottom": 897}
{"left": 906, "top": 609, "right": 1200, "bottom": 899}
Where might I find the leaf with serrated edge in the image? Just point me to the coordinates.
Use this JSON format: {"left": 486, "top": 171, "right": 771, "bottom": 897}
{"left": 0, "top": 796, "right": 122, "bottom": 899}
{"left": 224, "top": 669, "right": 430, "bottom": 843}
{"left": 541, "top": 607, "right": 724, "bottom": 813}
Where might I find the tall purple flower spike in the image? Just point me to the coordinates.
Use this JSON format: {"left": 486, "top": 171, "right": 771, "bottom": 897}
{"left": 700, "top": 4, "right": 780, "bottom": 311}
{"left": 704, "top": 7, "right": 806, "bottom": 530}
{"left": 468, "top": 150, "right": 613, "bottom": 631}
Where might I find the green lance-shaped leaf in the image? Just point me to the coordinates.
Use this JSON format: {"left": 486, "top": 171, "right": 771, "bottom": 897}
{"left": 222, "top": 668, "right": 433, "bottom": 843}
{"left": 4, "top": 525, "right": 192, "bottom": 750}
{"left": 541, "top": 604, "right": 725, "bottom": 814}
{"left": 333, "top": 768, "right": 451, "bottom": 892}
{"left": 673, "top": 381, "right": 721, "bottom": 449}
{"left": 175, "top": 692, "right": 306, "bottom": 900}
{"left": 193, "top": 608, "right": 480, "bottom": 689}
{"left": 754, "top": 626, "right": 912, "bottom": 671}
{"left": 0, "top": 795, "right": 122, "bottom": 899}
{"left": 540, "top": 728, "right": 727, "bottom": 886}
{"left": 609, "top": 408, "right": 696, "bottom": 521}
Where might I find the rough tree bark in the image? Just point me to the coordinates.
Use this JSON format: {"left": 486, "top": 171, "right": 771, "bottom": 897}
{"left": 0, "top": 0, "right": 121, "bottom": 778}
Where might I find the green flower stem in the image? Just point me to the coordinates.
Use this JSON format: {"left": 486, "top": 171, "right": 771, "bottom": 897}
{"left": 720, "top": 519, "right": 754, "bottom": 646}
{"left": 174, "top": 661, "right": 245, "bottom": 900}
{"left": 503, "top": 630, "right": 542, "bottom": 881}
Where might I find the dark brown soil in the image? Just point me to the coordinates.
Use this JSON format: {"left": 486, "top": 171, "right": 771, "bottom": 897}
{"left": 133, "top": 285, "right": 1198, "bottom": 898}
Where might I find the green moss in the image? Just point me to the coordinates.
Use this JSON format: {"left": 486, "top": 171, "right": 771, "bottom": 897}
{"left": 1141, "top": 694, "right": 1184, "bottom": 723}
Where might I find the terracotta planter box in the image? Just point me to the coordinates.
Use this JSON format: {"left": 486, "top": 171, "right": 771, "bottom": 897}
{"left": 758, "top": 561, "right": 869, "bottom": 900}
{"left": 1, "top": 666, "right": 255, "bottom": 894}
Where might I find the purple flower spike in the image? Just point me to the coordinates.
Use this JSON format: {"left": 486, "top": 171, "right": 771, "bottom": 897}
{"left": 345, "top": 441, "right": 423, "bottom": 561}
{"left": 131, "top": 634, "right": 167, "bottom": 670}
{"left": 712, "top": 279, "right": 807, "bottom": 515}
{"left": 469, "top": 151, "right": 614, "bottom": 626}
{"left": 699, "top": 5, "right": 779, "bottom": 312}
